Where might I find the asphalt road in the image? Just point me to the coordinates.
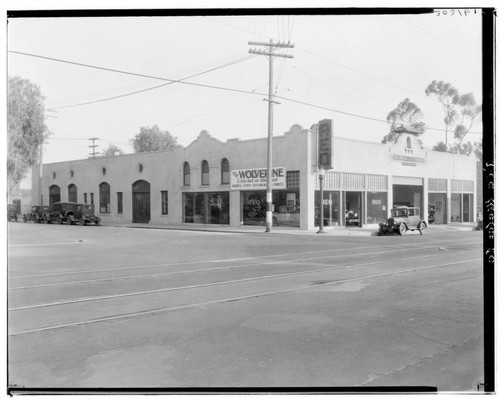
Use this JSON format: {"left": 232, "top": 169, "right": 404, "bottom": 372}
{"left": 7, "top": 222, "right": 484, "bottom": 392}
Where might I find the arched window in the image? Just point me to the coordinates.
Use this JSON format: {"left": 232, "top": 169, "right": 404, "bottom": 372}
{"left": 49, "top": 185, "right": 60, "bottom": 205}
{"left": 68, "top": 184, "right": 77, "bottom": 203}
{"left": 406, "top": 136, "right": 412, "bottom": 149}
{"left": 201, "top": 160, "right": 209, "bottom": 185}
{"left": 221, "top": 158, "right": 230, "bottom": 185}
{"left": 183, "top": 162, "right": 191, "bottom": 186}
{"left": 99, "top": 182, "right": 111, "bottom": 213}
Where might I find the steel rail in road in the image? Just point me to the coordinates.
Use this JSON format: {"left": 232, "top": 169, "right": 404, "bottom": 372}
{"left": 9, "top": 257, "right": 480, "bottom": 337}
{"left": 9, "top": 239, "right": 482, "bottom": 291}
{"left": 8, "top": 236, "right": 481, "bottom": 281}
{"left": 9, "top": 247, "right": 481, "bottom": 311}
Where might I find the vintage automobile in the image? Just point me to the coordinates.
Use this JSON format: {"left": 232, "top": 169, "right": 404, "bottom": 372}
{"left": 74, "top": 203, "right": 101, "bottom": 226}
{"left": 345, "top": 210, "right": 360, "bottom": 226}
{"left": 7, "top": 204, "right": 18, "bottom": 222}
{"left": 23, "top": 205, "right": 51, "bottom": 223}
{"left": 44, "top": 201, "right": 77, "bottom": 224}
{"left": 379, "top": 206, "right": 427, "bottom": 236}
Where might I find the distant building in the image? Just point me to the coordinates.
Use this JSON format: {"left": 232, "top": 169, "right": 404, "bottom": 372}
{"left": 32, "top": 123, "right": 477, "bottom": 229}
{"left": 8, "top": 171, "right": 33, "bottom": 217}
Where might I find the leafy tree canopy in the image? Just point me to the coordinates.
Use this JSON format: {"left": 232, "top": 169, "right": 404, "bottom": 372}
{"left": 101, "top": 143, "right": 124, "bottom": 157}
{"left": 130, "top": 125, "right": 178, "bottom": 153}
{"left": 8, "top": 76, "right": 49, "bottom": 192}
{"left": 432, "top": 141, "right": 482, "bottom": 161}
{"left": 382, "top": 98, "right": 425, "bottom": 143}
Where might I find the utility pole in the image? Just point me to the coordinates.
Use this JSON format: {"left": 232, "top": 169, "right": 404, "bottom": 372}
{"left": 249, "top": 40, "right": 294, "bottom": 232}
{"left": 88, "top": 137, "right": 100, "bottom": 159}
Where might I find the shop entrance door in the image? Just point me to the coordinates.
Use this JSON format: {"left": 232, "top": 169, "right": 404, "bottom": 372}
{"left": 132, "top": 180, "right": 150, "bottom": 223}
{"left": 343, "top": 191, "right": 362, "bottom": 227}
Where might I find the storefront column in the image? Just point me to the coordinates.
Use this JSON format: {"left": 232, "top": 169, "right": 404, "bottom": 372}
{"left": 473, "top": 182, "right": 477, "bottom": 223}
{"left": 387, "top": 174, "right": 393, "bottom": 219}
{"left": 302, "top": 129, "right": 315, "bottom": 230}
{"left": 423, "top": 176, "right": 428, "bottom": 223}
{"left": 446, "top": 179, "right": 452, "bottom": 224}
{"left": 229, "top": 190, "right": 240, "bottom": 227}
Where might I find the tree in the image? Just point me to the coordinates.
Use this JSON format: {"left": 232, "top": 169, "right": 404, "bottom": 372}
{"left": 130, "top": 125, "right": 177, "bottom": 153}
{"left": 452, "top": 93, "right": 482, "bottom": 143}
{"left": 382, "top": 98, "right": 425, "bottom": 143}
{"left": 101, "top": 143, "right": 124, "bottom": 157}
{"left": 8, "top": 76, "right": 49, "bottom": 192}
{"left": 425, "top": 80, "right": 459, "bottom": 145}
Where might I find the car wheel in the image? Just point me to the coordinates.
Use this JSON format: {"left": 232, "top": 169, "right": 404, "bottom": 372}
{"left": 419, "top": 222, "right": 427, "bottom": 235}
{"left": 399, "top": 223, "right": 407, "bottom": 236}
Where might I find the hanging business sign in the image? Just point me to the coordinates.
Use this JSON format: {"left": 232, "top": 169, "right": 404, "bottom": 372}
{"left": 318, "top": 119, "right": 333, "bottom": 170}
{"left": 231, "top": 167, "right": 286, "bottom": 190}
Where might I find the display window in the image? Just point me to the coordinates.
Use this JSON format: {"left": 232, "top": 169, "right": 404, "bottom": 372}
{"left": 183, "top": 192, "right": 229, "bottom": 224}
{"left": 314, "top": 191, "right": 340, "bottom": 226}
{"left": 242, "top": 190, "right": 300, "bottom": 227}
{"left": 366, "top": 191, "right": 387, "bottom": 224}
{"left": 428, "top": 193, "right": 446, "bottom": 224}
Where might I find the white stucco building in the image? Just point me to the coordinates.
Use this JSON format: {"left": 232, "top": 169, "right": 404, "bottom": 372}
{"left": 31, "top": 122, "right": 477, "bottom": 230}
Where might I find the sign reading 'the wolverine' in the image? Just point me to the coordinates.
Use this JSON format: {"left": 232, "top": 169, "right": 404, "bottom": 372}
{"left": 230, "top": 167, "right": 286, "bottom": 190}
{"left": 318, "top": 119, "right": 333, "bottom": 170}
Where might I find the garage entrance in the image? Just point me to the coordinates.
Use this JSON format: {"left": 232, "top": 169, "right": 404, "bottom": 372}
{"left": 132, "top": 180, "right": 150, "bottom": 223}
{"left": 392, "top": 176, "right": 423, "bottom": 210}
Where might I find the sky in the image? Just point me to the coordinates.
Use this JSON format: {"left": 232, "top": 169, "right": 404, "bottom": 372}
{"left": 7, "top": 5, "right": 484, "bottom": 165}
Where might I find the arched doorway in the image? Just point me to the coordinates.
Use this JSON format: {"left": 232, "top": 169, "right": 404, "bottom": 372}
{"left": 132, "top": 180, "right": 150, "bottom": 223}
{"left": 49, "top": 185, "right": 61, "bottom": 205}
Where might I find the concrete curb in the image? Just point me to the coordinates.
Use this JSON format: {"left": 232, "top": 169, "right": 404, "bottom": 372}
{"left": 116, "top": 223, "right": 479, "bottom": 237}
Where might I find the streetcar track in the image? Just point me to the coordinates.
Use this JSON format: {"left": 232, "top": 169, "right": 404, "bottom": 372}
{"left": 9, "top": 248, "right": 481, "bottom": 311}
{"left": 8, "top": 237, "right": 481, "bottom": 281}
{"left": 9, "top": 241, "right": 481, "bottom": 291}
{"left": 8, "top": 258, "right": 479, "bottom": 337}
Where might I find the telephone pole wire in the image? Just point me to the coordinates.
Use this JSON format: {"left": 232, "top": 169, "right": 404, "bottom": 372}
{"left": 249, "top": 40, "right": 294, "bottom": 232}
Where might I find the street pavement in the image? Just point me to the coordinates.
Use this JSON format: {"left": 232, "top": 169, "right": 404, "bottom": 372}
{"left": 7, "top": 222, "right": 484, "bottom": 392}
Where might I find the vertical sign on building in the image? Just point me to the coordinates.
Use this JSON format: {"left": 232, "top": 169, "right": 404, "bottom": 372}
{"left": 318, "top": 119, "right": 333, "bottom": 170}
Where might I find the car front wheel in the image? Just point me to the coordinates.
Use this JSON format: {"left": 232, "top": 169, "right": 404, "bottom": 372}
{"left": 419, "top": 222, "right": 427, "bottom": 235}
{"left": 399, "top": 223, "right": 407, "bottom": 236}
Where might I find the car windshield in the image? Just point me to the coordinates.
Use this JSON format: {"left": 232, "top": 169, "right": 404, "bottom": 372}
{"left": 391, "top": 209, "right": 407, "bottom": 217}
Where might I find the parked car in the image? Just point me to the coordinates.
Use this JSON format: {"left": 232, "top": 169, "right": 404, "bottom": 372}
{"left": 74, "top": 204, "right": 101, "bottom": 226}
{"left": 345, "top": 210, "right": 360, "bottom": 226}
{"left": 44, "top": 202, "right": 77, "bottom": 224}
{"left": 23, "top": 205, "right": 51, "bottom": 223}
{"left": 7, "top": 204, "right": 18, "bottom": 222}
{"left": 379, "top": 206, "right": 427, "bottom": 236}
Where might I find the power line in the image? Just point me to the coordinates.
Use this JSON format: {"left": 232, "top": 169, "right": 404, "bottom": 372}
{"left": 51, "top": 55, "right": 257, "bottom": 109}
{"left": 10, "top": 50, "right": 481, "bottom": 136}
{"left": 10, "top": 50, "right": 266, "bottom": 100}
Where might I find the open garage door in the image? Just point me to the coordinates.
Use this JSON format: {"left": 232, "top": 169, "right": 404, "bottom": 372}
{"left": 392, "top": 176, "right": 423, "bottom": 210}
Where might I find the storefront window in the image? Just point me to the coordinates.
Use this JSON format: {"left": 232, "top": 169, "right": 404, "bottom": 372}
{"left": 314, "top": 191, "right": 340, "bottom": 226}
{"left": 242, "top": 189, "right": 300, "bottom": 227}
{"left": 451, "top": 193, "right": 461, "bottom": 222}
{"left": 428, "top": 193, "right": 446, "bottom": 224}
{"left": 366, "top": 191, "right": 387, "bottom": 224}
{"left": 183, "top": 192, "right": 229, "bottom": 224}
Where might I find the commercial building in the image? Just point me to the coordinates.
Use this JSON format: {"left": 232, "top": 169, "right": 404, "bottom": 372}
{"left": 31, "top": 122, "right": 477, "bottom": 230}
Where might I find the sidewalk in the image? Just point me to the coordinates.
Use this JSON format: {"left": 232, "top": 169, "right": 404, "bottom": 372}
{"left": 120, "top": 222, "right": 479, "bottom": 236}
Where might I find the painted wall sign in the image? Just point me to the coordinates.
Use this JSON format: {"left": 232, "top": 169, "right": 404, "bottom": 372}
{"left": 318, "top": 119, "right": 333, "bottom": 170}
{"left": 392, "top": 154, "right": 425, "bottom": 164}
{"left": 231, "top": 167, "right": 286, "bottom": 190}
